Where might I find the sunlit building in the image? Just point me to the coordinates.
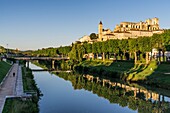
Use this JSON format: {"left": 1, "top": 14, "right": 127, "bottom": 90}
{"left": 97, "top": 17, "right": 164, "bottom": 41}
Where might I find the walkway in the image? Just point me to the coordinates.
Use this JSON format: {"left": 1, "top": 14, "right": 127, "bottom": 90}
{"left": 0, "top": 63, "right": 23, "bottom": 113}
{"left": 15, "top": 65, "right": 24, "bottom": 96}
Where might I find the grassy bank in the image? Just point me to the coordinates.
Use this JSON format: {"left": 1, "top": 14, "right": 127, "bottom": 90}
{"left": 3, "top": 97, "right": 38, "bottom": 113}
{"left": 145, "top": 62, "right": 170, "bottom": 89}
{"left": 0, "top": 61, "right": 11, "bottom": 83}
{"left": 2, "top": 65, "right": 40, "bottom": 113}
{"left": 22, "top": 66, "right": 40, "bottom": 93}
{"left": 75, "top": 60, "right": 134, "bottom": 79}
{"left": 74, "top": 60, "right": 170, "bottom": 90}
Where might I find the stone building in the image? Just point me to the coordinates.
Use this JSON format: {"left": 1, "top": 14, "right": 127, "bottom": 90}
{"left": 97, "top": 17, "right": 164, "bottom": 41}
{"left": 114, "top": 17, "right": 159, "bottom": 32}
{"left": 78, "top": 35, "right": 92, "bottom": 43}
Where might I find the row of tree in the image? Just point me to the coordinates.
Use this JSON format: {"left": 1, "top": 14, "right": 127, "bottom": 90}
{"left": 30, "top": 30, "right": 170, "bottom": 64}
{"left": 69, "top": 30, "right": 170, "bottom": 64}
{"left": 31, "top": 46, "right": 71, "bottom": 57}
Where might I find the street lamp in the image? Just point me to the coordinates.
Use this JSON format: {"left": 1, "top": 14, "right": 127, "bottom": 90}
{"left": 6, "top": 44, "right": 8, "bottom": 57}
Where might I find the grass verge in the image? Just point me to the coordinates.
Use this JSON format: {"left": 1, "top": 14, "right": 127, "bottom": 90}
{"left": 0, "top": 61, "right": 11, "bottom": 83}
{"left": 2, "top": 97, "right": 39, "bottom": 113}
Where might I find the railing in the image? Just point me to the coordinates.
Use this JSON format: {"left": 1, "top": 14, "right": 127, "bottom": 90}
{"left": 8, "top": 56, "right": 70, "bottom": 60}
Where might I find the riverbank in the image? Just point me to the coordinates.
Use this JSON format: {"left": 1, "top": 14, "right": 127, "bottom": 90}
{"left": 74, "top": 60, "right": 170, "bottom": 90}
{"left": 2, "top": 65, "right": 40, "bottom": 113}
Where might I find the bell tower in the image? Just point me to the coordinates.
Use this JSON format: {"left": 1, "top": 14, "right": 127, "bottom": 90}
{"left": 98, "top": 21, "right": 103, "bottom": 41}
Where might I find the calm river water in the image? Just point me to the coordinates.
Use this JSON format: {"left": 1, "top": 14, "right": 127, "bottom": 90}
{"left": 30, "top": 63, "right": 170, "bottom": 113}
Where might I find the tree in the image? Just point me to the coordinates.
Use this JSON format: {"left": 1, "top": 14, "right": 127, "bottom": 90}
{"left": 101, "top": 41, "right": 108, "bottom": 61}
{"left": 92, "top": 42, "right": 99, "bottom": 59}
{"left": 77, "top": 44, "right": 85, "bottom": 61}
{"left": 128, "top": 39, "right": 138, "bottom": 64}
{"left": 69, "top": 44, "right": 85, "bottom": 62}
{"left": 83, "top": 43, "right": 92, "bottom": 54}
{"left": 111, "top": 39, "right": 119, "bottom": 60}
{"left": 162, "top": 30, "right": 170, "bottom": 61}
{"left": 69, "top": 44, "right": 78, "bottom": 61}
{"left": 119, "top": 39, "right": 129, "bottom": 60}
{"left": 57, "top": 46, "right": 71, "bottom": 57}
{"left": 90, "top": 33, "right": 98, "bottom": 40}
{"left": 138, "top": 37, "right": 152, "bottom": 64}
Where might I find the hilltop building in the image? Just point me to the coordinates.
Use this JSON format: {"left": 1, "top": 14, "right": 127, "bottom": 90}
{"left": 97, "top": 17, "right": 164, "bottom": 41}
{"left": 78, "top": 35, "right": 92, "bottom": 43}
{"left": 78, "top": 17, "right": 164, "bottom": 43}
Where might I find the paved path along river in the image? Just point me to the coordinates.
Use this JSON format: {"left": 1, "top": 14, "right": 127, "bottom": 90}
{"left": 0, "top": 63, "right": 23, "bottom": 113}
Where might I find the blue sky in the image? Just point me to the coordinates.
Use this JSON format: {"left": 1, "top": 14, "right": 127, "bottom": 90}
{"left": 0, "top": 0, "right": 170, "bottom": 50}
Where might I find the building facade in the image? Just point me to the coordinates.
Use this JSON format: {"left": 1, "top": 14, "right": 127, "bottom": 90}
{"left": 98, "top": 17, "right": 164, "bottom": 41}
{"left": 78, "top": 35, "right": 92, "bottom": 43}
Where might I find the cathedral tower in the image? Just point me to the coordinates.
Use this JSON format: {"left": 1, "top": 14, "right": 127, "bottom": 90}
{"left": 98, "top": 21, "right": 103, "bottom": 41}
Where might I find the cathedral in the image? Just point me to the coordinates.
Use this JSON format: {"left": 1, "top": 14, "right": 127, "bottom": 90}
{"left": 98, "top": 17, "right": 164, "bottom": 41}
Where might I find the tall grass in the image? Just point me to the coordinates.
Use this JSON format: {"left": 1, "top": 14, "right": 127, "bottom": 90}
{"left": 3, "top": 97, "right": 39, "bottom": 113}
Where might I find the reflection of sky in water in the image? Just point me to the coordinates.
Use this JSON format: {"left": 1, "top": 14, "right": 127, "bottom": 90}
{"left": 30, "top": 63, "right": 137, "bottom": 113}
{"left": 150, "top": 95, "right": 170, "bottom": 103}
{"left": 164, "top": 97, "right": 170, "bottom": 102}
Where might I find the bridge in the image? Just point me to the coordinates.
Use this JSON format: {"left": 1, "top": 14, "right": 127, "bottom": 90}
{"left": 10, "top": 56, "right": 69, "bottom": 60}
{"left": 7, "top": 56, "right": 70, "bottom": 69}
{"left": 31, "top": 69, "right": 72, "bottom": 73}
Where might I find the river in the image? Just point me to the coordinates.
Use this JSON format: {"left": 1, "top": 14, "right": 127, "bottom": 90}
{"left": 29, "top": 63, "right": 170, "bottom": 113}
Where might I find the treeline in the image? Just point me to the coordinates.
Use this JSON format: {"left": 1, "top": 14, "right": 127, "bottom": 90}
{"left": 0, "top": 46, "right": 21, "bottom": 55}
{"left": 31, "top": 46, "right": 71, "bottom": 57}
{"left": 70, "top": 30, "right": 170, "bottom": 63}
{"left": 30, "top": 30, "right": 170, "bottom": 64}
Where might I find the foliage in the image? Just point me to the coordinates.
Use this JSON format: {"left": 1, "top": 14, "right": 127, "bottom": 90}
{"left": 56, "top": 46, "right": 71, "bottom": 56}
{"left": 69, "top": 43, "right": 85, "bottom": 62}
{"left": 22, "top": 67, "right": 39, "bottom": 91}
{"left": 31, "top": 47, "right": 57, "bottom": 57}
{"left": 75, "top": 60, "right": 170, "bottom": 90}
{"left": 29, "top": 29, "right": 170, "bottom": 63}
{"left": 89, "top": 33, "right": 98, "bottom": 40}
{"left": 3, "top": 97, "right": 39, "bottom": 113}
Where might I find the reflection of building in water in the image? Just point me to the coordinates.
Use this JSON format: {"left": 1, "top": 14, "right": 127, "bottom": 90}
{"left": 58, "top": 73, "right": 170, "bottom": 112}
{"left": 84, "top": 74, "right": 163, "bottom": 102}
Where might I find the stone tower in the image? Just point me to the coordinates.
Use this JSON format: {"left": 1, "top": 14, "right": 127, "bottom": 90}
{"left": 98, "top": 21, "right": 103, "bottom": 41}
{"left": 152, "top": 17, "right": 159, "bottom": 25}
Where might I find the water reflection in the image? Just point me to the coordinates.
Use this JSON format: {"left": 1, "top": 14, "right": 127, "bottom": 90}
{"left": 31, "top": 63, "right": 136, "bottom": 113}
{"left": 30, "top": 62, "right": 170, "bottom": 113}
{"left": 56, "top": 73, "right": 170, "bottom": 113}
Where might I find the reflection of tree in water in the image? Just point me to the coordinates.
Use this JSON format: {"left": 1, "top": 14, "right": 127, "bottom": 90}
{"left": 56, "top": 72, "right": 170, "bottom": 113}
